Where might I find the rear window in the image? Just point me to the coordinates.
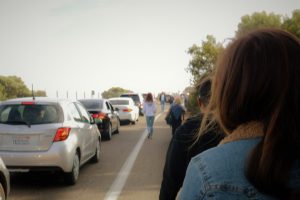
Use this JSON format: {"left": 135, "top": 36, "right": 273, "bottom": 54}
{"left": 120, "top": 94, "right": 140, "bottom": 103}
{"left": 0, "top": 104, "right": 63, "bottom": 125}
{"left": 110, "top": 100, "right": 129, "bottom": 105}
{"left": 79, "top": 100, "right": 103, "bottom": 109}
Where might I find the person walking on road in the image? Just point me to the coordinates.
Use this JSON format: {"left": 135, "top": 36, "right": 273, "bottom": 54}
{"left": 180, "top": 29, "right": 300, "bottom": 199}
{"left": 160, "top": 92, "right": 166, "bottom": 112}
{"left": 143, "top": 93, "right": 156, "bottom": 139}
{"left": 166, "top": 97, "right": 185, "bottom": 135}
{"left": 160, "top": 77, "right": 225, "bottom": 200}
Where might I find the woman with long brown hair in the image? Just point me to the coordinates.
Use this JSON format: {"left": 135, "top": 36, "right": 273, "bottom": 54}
{"left": 143, "top": 93, "right": 156, "bottom": 139}
{"left": 180, "top": 29, "right": 300, "bottom": 199}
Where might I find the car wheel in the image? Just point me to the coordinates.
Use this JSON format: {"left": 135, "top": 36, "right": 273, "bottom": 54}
{"left": 106, "top": 123, "right": 112, "bottom": 140}
{"left": 65, "top": 152, "right": 80, "bottom": 185}
{"left": 136, "top": 114, "right": 139, "bottom": 122}
{"left": 115, "top": 119, "right": 120, "bottom": 134}
{"left": 91, "top": 139, "right": 101, "bottom": 163}
{"left": 0, "top": 182, "right": 5, "bottom": 200}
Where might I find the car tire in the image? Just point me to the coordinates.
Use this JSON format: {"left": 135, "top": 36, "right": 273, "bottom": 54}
{"left": 65, "top": 152, "right": 80, "bottom": 185}
{"left": 115, "top": 119, "right": 120, "bottom": 134}
{"left": 0, "top": 182, "right": 6, "bottom": 200}
{"left": 106, "top": 124, "right": 112, "bottom": 140}
{"left": 91, "top": 139, "right": 101, "bottom": 163}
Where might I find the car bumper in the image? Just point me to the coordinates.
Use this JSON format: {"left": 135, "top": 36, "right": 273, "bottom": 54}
{"left": 118, "top": 113, "right": 135, "bottom": 121}
{"left": 0, "top": 142, "right": 76, "bottom": 173}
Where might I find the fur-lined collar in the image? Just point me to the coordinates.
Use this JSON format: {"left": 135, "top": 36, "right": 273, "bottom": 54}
{"left": 219, "top": 121, "right": 264, "bottom": 145}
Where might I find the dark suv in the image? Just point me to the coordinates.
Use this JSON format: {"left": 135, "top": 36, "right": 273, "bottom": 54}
{"left": 120, "top": 93, "right": 144, "bottom": 116}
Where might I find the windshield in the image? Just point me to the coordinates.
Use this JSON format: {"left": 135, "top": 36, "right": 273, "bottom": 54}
{"left": 0, "top": 104, "right": 63, "bottom": 125}
{"left": 110, "top": 100, "right": 129, "bottom": 105}
{"left": 120, "top": 95, "right": 140, "bottom": 103}
{"left": 79, "top": 100, "right": 103, "bottom": 109}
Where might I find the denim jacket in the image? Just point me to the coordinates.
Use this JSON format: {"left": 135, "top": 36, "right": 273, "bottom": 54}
{"left": 179, "top": 122, "right": 300, "bottom": 200}
{"left": 159, "top": 114, "right": 224, "bottom": 200}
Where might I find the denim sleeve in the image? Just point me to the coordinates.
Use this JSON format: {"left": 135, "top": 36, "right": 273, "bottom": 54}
{"left": 179, "top": 157, "right": 205, "bottom": 200}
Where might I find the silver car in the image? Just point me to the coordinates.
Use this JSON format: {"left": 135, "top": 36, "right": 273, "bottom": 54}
{"left": 0, "top": 97, "right": 101, "bottom": 185}
{"left": 0, "top": 157, "right": 10, "bottom": 200}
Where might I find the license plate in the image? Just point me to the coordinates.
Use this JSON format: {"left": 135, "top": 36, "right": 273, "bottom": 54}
{"left": 12, "top": 136, "right": 30, "bottom": 145}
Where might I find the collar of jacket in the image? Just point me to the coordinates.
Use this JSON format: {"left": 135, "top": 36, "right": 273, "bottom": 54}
{"left": 219, "top": 121, "right": 264, "bottom": 145}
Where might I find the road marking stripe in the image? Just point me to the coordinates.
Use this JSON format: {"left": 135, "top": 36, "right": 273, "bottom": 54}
{"left": 104, "top": 113, "right": 162, "bottom": 200}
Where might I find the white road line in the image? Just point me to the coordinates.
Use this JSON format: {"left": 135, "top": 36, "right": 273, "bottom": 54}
{"left": 104, "top": 113, "right": 162, "bottom": 200}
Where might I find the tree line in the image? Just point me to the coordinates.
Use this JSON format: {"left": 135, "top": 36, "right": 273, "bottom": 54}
{"left": 186, "top": 9, "right": 300, "bottom": 114}
{"left": 0, "top": 75, "right": 46, "bottom": 101}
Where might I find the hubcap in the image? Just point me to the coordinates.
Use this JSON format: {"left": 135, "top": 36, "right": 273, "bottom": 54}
{"left": 73, "top": 154, "right": 80, "bottom": 180}
{"left": 97, "top": 142, "right": 100, "bottom": 159}
{"left": 109, "top": 125, "right": 112, "bottom": 137}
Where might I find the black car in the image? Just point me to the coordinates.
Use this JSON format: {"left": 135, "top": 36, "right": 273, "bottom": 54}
{"left": 120, "top": 93, "right": 144, "bottom": 116}
{"left": 79, "top": 99, "right": 120, "bottom": 140}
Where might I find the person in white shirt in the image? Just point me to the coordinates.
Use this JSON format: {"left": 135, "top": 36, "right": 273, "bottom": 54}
{"left": 143, "top": 93, "right": 157, "bottom": 139}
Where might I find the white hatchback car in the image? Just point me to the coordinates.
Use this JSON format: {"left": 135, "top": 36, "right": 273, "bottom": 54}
{"left": 0, "top": 97, "right": 101, "bottom": 185}
{"left": 109, "top": 97, "right": 139, "bottom": 124}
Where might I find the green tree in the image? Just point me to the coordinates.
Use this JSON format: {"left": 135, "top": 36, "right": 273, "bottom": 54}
{"left": 0, "top": 76, "right": 31, "bottom": 100}
{"left": 235, "top": 11, "right": 282, "bottom": 37}
{"left": 101, "top": 87, "right": 132, "bottom": 99}
{"left": 186, "top": 35, "right": 223, "bottom": 85}
{"left": 282, "top": 9, "right": 300, "bottom": 39}
{"left": 0, "top": 84, "right": 6, "bottom": 100}
{"left": 34, "top": 90, "right": 47, "bottom": 97}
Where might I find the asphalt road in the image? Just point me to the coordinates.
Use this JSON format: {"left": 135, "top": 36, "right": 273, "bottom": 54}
{"left": 8, "top": 108, "right": 172, "bottom": 200}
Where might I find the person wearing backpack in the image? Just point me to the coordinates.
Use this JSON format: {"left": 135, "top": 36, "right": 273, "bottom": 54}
{"left": 165, "top": 97, "right": 185, "bottom": 135}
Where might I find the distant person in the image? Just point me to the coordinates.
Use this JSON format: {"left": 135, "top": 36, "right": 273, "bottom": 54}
{"left": 166, "top": 97, "right": 185, "bottom": 135}
{"left": 180, "top": 94, "right": 187, "bottom": 110}
{"left": 169, "top": 95, "right": 174, "bottom": 105}
{"left": 160, "top": 77, "right": 225, "bottom": 200}
{"left": 180, "top": 29, "right": 300, "bottom": 199}
{"left": 143, "top": 93, "right": 156, "bottom": 139}
{"left": 160, "top": 92, "right": 166, "bottom": 112}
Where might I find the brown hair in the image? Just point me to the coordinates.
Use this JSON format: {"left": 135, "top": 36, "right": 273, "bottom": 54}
{"left": 196, "top": 76, "right": 212, "bottom": 106}
{"left": 206, "top": 29, "right": 300, "bottom": 199}
{"left": 145, "top": 93, "right": 153, "bottom": 102}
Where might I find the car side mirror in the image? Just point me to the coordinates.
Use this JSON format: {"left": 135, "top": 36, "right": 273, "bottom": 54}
{"left": 115, "top": 107, "right": 119, "bottom": 112}
{"left": 90, "top": 116, "right": 95, "bottom": 124}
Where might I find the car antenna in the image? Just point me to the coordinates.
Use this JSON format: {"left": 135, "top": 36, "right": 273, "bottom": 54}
{"left": 32, "top": 84, "right": 35, "bottom": 100}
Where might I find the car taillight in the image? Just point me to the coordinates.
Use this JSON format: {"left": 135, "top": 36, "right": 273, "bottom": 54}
{"left": 123, "top": 108, "right": 132, "bottom": 112}
{"left": 92, "top": 112, "right": 106, "bottom": 119}
{"left": 53, "top": 127, "right": 71, "bottom": 142}
{"left": 21, "top": 102, "right": 35, "bottom": 105}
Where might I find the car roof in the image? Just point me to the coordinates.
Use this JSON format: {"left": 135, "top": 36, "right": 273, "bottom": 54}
{"left": 78, "top": 98, "right": 105, "bottom": 101}
{"left": 0, "top": 97, "right": 73, "bottom": 105}
{"left": 120, "top": 93, "right": 140, "bottom": 96}
{"left": 109, "top": 97, "right": 133, "bottom": 101}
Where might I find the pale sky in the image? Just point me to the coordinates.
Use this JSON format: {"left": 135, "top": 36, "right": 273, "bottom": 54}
{"left": 0, "top": 0, "right": 299, "bottom": 98}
